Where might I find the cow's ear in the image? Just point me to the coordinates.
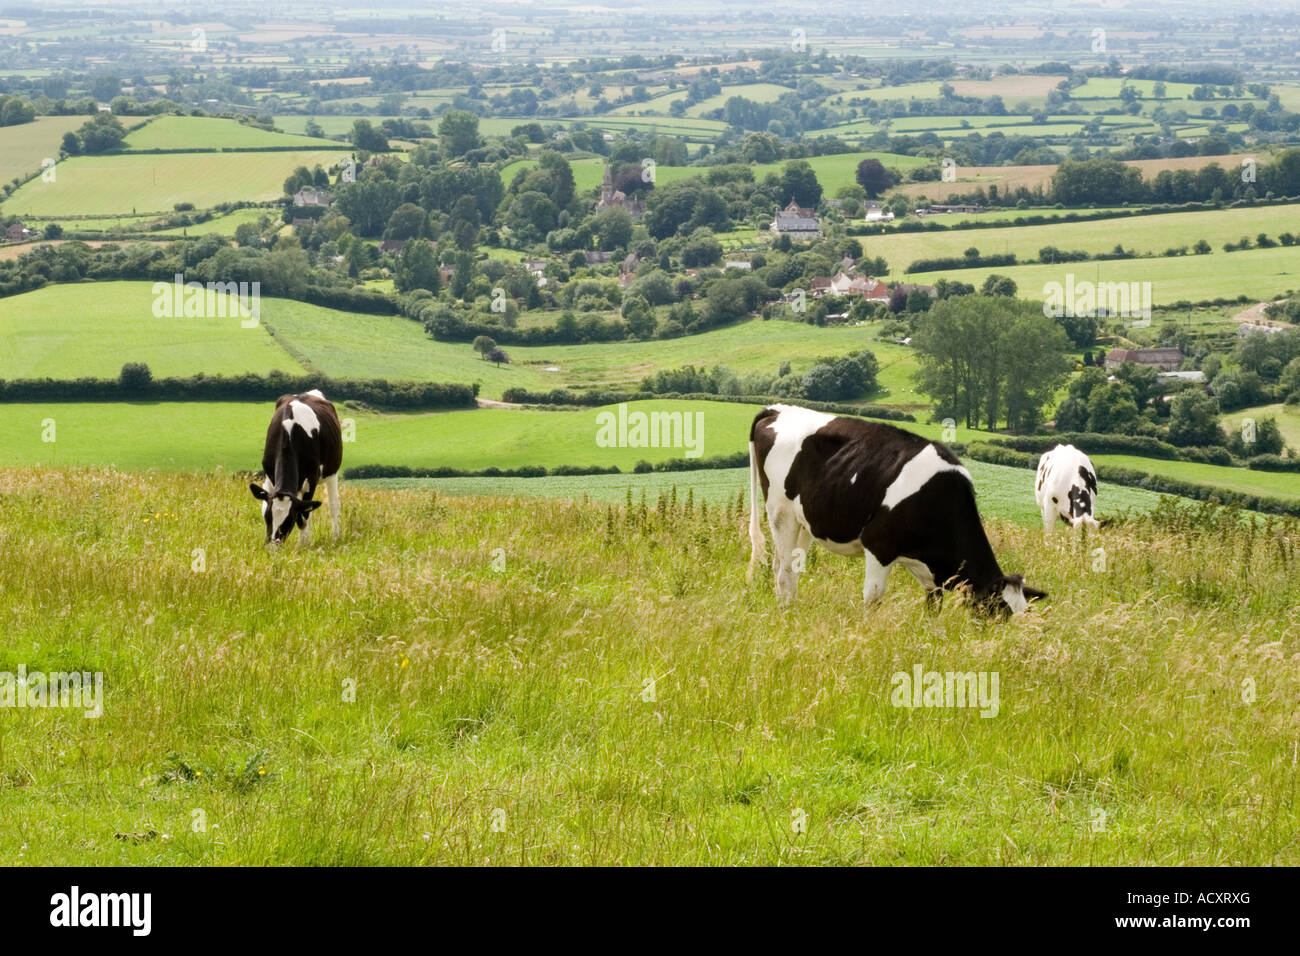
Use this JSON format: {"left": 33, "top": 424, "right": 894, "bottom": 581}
{"left": 1022, "top": 584, "right": 1048, "bottom": 602}
{"left": 300, "top": 499, "right": 323, "bottom": 513}
{"left": 250, "top": 483, "right": 269, "bottom": 500}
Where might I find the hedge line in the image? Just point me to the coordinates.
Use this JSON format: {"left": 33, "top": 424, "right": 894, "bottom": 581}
{"left": 497, "top": 388, "right": 916, "bottom": 422}
{"left": 0, "top": 373, "right": 478, "bottom": 409}
{"left": 986, "top": 431, "right": 1234, "bottom": 465}
{"left": 966, "top": 443, "right": 1300, "bottom": 518}
{"left": 1246, "top": 454, "right": 1300, "bottom": 472}
{"left": 344, "top": 452, "right": 750, "bottom": 481}
{"left": 905, "top": 252, "right": 1017, "bottom": 274}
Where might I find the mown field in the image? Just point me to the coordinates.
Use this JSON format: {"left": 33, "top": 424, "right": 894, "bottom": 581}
{"left": 0, "top": 466, "right": 1295, "bottom": 864}
{"left": 865, "top": 205, "right": 1300, "bottom": 279}
{"left": 3, "top": 149, "right": 347, "bottom": 217}
{"left": 0, "top": 281, "right": 302, "bottom": 379}
{"left": 122, "top": 115, "right": 341, "bottom": 150}
{"left": 906, "top": 244, "right": 1300, "bottom": 306}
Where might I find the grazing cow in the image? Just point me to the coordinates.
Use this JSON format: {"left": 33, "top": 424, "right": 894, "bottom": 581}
{"left": 747, "top": 404, "right": 1044, "bottom": 613}
{"left": 249, "top": 390, "right": 342, "bottom": 545}
{"left": 1035, "top": 444, "right": 1098, "bottom": 532}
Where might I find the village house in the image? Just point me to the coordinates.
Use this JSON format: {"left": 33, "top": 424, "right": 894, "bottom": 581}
{"left": 1104, "top": 347, "right": 1184, "bottom": 371}
{"left": 4, "top": 222, "right": 34, "bottom": 243}
{"left": 378, "top": 239, "right": 406, "bottom": 254}
{"left": 769, "top": 201, "right": 821, "bottom": 240}
{"left": 292, "top": 188, "right": 331, "bottom": 208}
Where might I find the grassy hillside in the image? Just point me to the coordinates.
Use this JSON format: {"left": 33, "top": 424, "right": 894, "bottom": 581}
{"left": 0, "top": 466, "right": 1294, "bottom": 864}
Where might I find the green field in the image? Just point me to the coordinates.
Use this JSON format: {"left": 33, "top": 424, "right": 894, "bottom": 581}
{"left": 122, "top": 116, "right": 341, "bottom": 150}
{"left": 905, "top": 245, "right": 1300, "bottom": 306}
{"left": 0, "top": 115, "right": 85, "bottom": 184}
{"left": 0, "top": 281, "right": 304, "bottom": 379}
{"left": 865, "top": 205, "right": 1300, "bottom": 279}
{"left": 4, "top": 149, "right": 348, "bottom": 216}
{"left": 4, "top": 399, "right": 1295, "bottom": 511}
{"left": 363, "top": 459, "right": 1171, "bottom": 524}
{"left": 1, "top": 465, "right": 1295, "bottom": 864}
{"left": 1, "top": 283, "right": 923, "bottom": 401}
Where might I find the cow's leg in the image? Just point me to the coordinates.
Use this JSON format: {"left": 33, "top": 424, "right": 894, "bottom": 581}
{"left": 768, "top": 505, "right": 802, "bottom": 604}
{"left": 862, "top": 548, "right": 891, "bottom": 604}
{"left": 1041, "top": 502, "right": 1058, "bottom": 534}
{"left": 324, "top": 472, "right": 340, "bottom": 538}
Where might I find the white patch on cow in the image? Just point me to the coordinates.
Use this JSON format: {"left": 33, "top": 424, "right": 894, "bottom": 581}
{"left": 862, "top": 548, "right": 890, "bottom": 602}
{"left": 1002, "top": 582, "right": 1028, "bottom": 614}
{"left": 897, "top": 556, "right": 936, "bottom": 590}
{"left": 270, "top": 495, "right": 293, "bottom": 535}
{"left": 881, "top": 444, "right": 971, "bottom": 510}
{"left": 760, "top": 404, "right": 837, "bottom": 509}
{"left": 282, "top": 399, "right": 321, "bottom": 438}
{"left": 849, "top": 473, "right": 857, "bottom": 485}
{"left": 304, "top": 389, "right": 325, "bottom": 400}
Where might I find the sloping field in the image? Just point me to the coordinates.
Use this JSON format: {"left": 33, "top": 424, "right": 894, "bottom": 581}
{"left": 122, "top": 115, "right": 341, "bottom": 150}
{"left": 0, "top": 281, "right": 303, "bottom": 379}
{"left": 4, "top": 149, "right": 346, "bottom": 216}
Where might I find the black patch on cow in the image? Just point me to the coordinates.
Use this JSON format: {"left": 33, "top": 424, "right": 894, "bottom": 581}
{"left": 751, "top": 410, "right": 1018, "bottom": 602}
{"left": 1067, "top": 483, "right": 1093, "bottom": 521}
{"left": 1078, "top": 465, "right": 1097, "bottom": 496}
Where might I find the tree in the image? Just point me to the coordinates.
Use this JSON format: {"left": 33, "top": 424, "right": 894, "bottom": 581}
{"left": 779, "top": 160, "right": 822, "bottom": 208}
{"left": 350, "top": 119, "right": 389, "bottom": 152}
{"left": 486, "top": 347, "right": 510, "bottom": 366}
{"left": 119, "top": 362, "right": 153, "bottom": 393}
{"left": 384, "top": 203, "right": 428, "bottom": 240}
{"left": 912, "top": 295, "right": 1070, "bottom": 430}
{"left": 395, "top": 240, "right": 440, "bottom": 294}
{"left": 1167, "top": 390, "right": 1222, "bottom": 447}
{"left": 473, "top": 335, "right": 497, "bottom": 359}
{"left": 438, "top": 110, "right": 481, "bottom": 158}
{"left": 855, "top": 158, "right": 894, "bottom": 199}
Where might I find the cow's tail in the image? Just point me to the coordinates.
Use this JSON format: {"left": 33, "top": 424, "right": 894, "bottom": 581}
{"left": 747, "top": 439, "right": 766, "bottom": 582}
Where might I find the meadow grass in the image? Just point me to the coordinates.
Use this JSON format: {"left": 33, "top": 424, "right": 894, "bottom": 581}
{"left": 361, "top": 459, "right": 1172, "bottom": 525}
{"left": 0, "top": 115, "right": 85, "bottom": 185}
{"left": 0, "top": 466, "right": 1295, "bottom": 865}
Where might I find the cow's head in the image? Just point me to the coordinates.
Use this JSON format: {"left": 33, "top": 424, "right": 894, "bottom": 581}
{"left": 978, "top": 573, "right": 1047, "bottom": 616}
{"left": 249, "top": 482, "right": 321, "bottom": 544}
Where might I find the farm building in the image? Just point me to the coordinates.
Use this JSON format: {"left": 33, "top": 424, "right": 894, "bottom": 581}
{"left": 1105, "top": 347, "right": 1184, "bottom": 371}
{"left": 770, "top": 201, "right": 822, "bottom": 239}
{"left": 4, "top": 222, "right": 34, "bottom": 242}
{"left": 292, "top": 188, "right": 331, "bottom": 208}
{"left": 863, "top": 201, "right": 894, "bottom": 222}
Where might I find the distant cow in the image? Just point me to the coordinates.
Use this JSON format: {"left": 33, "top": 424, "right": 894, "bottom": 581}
{"left": 1035, "top": 444, "right": 1098, "bottom": 532}
{"left": 748, "top": 404, "right": 1044, "bottom": 613}
{"left": 249, "top": 390, "right": 342, "bottom": 545}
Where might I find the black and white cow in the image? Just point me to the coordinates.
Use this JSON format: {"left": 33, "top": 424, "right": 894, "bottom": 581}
{"left": 249, "top": 390, "right": 342, "bottom": 545}
{"left": 1035, "top": 444, "right": 1098, "bottom": 532}
{"left": 748, "top": 404, "right": 1044, "bottom": 613}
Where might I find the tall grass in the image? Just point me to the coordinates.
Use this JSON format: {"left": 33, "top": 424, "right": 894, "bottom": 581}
{"left": 0, "top": 467, "right": 1296, "bottom": 865}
